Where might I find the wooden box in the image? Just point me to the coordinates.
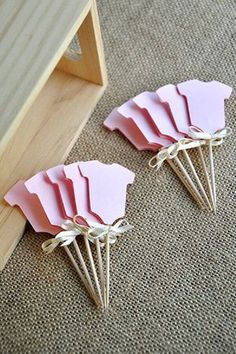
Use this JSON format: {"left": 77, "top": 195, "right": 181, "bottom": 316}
{"left": 0, "top": 0, "right": 107, "bottom": 270}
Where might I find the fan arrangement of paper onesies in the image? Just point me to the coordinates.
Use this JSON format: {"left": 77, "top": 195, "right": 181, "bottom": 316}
{"left": 4, "top": 161, "right": 135, "bottom": 310}
{"left": 104, "top": 80, "right": 232, "bottom": 212}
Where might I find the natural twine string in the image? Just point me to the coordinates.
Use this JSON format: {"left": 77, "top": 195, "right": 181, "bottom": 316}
{"left": 149, "top": 127, "right": 232, "bottom": 170}
{"left": 188, "top": 126, "right": 232, "bottom": 144}
{"left": 42, "top": 217, "right": 133, "bottom": 254}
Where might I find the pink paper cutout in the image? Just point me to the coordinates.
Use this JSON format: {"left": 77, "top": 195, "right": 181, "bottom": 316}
{"left": 64, "top": 163, "right": 100, "bottom": 223}
{"left": 156, "top": 84, "right": 190, "bottom": 135}
{"left": 177, "top": 80, "right": 232, "bottom": 134}
{"left": 25, "top": 171, "right": 65, "bottom": 227}
{"left": 133, "top": 92, "right": 184, "bottom": 141}
{"left": 79, "top": 161, "right": 135, "bottom": 225}
{"left": 4, "top": 181, "right": 60, "bottom": 234}
{"left": 104, "top": 108, "right": 159, "bottom": 151}
{"left": 46, "top": 165, "right": 76, "bottom": 219}
{"left": 118, "top": 100, "right": 171, "bottom": 147}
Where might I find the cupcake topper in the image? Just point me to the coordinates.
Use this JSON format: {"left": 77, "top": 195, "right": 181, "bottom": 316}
{"left": 156, "top": 84, "right": 214, "bottom": 211}
{"left": 177, "top": 80, "right": 232, "bottom": 211}
{"left": 156, "top": 84, "right": 190, "bottom": 135}
{"left": 177, "top": 80, "right": 232, "bottom": 133}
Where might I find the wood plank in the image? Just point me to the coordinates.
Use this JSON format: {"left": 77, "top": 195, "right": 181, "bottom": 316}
{"left": 0, "top": 69, "right": 106, "bottom": 271}
{"left": 0, "top": 0, "right": 91, "bottom": 152}
{"left": 57, "top": 0, "right": 107, "bottom": 85}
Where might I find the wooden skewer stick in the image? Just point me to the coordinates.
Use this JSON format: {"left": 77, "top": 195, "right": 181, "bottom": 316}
{"left": 197, "top": 145, "right": 216, "bottom": 213}
{"left": 171, "top": 155, "right": 207, "bottom": 208}
{"left": 208, "top": 141, "right": 217, "bottom": 213}
{"left": 173, "top": 156, "right": 207, "bottom": 208}
{"left": 72, "top": 239, "right": 99, "bottom": 305}
{"left": 63, "top": 246, "right": 99, "bottom": 306}
{"left": 105, "top": 234, "right": 110, "bottom": 309}
{"left": 167, "top": 159, "right": 205, "bottom": 209}
{"left": 95, "top": 238, "right": 106, "bottom": 308}
{"left": 182, "top": 149, "right": 212, "bottom": 211}
{"left": 83, "top": 235, "right": 104, "bottom": 308}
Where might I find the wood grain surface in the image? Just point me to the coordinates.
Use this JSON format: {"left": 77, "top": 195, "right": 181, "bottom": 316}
{"left": 0, "top": 0, "right": 107, "bottom": 270}
{"left": 0, "top": 0, "right": 91, "bottom": 152}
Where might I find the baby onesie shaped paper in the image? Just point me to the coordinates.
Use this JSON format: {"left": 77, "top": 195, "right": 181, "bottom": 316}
{"left": 157, "top": 83, "right": 216, "bottom": 210}
{"left": 4, "top": 181, "right": 60, "bottom": 234}
{"left": 25, "top": 171, "right": 66, "bottom": 227}
{"left": 104, "top": 108, "right": 158, "bottom": 151}
{"left": 79, "top": 160, "right": 135, "bottom": 308}
{"left": 118, "top": 99, "right": 171, "bottom": 147}
{"left": 177, "top": 80, "right": 232, "bottom": 133}
{"left": 46, "top": 165, "right": 77, "bottom": 219}
{"left": 177, "top": 80, "right": 232, "bottom": 211}
{"left": 64, "top": 163, "right": 100, "bottom": 223}
{"left": 133, "top": 91, "right": 183, "bottom": 141}
{"left": 156, "top": 84, "right": 190, "bottom": 135}
{"left": 79, "top": 160, "right": 135, "bottom": 225}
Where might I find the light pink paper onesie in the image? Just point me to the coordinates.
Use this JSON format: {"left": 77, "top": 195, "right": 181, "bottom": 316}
{"left": 79, "top": 161, "right": 135, "bottom": 225}
{"left": 177, "top": 80, "right": 232, "bottom": 134}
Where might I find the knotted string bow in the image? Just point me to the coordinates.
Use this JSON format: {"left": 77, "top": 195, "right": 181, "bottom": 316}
{"left": 42, "top": 219, "right": 86, "bottom": 254}
{"left": 148, "top": 126, "right": 232, "bottom": 170}
{"left": 148, "top": 138, "right": 205, "bottom": 170}
{"left": 188, "top": 126, "right": 232, "bottom": 146}
{"left": 86, "top": 219, "right": 133, "bottom": 245}
{"left": 42, "top": 217, "right": 133, "bottom": 253}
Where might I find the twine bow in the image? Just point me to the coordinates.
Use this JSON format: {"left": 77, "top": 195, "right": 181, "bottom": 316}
{"left": 188, "top": 126, "right": 232, "bottom": 146}
{"left": 149, "top": 138, "right": 204, "bottom": 170}
{"left": 42, "top": 217, "right": 133, "bottom": 253}
{"left": 86, "top": 219, "right": 133, "bottom": 245}
{"left": 42, "top": 219, "right": 86, "bottom": 254}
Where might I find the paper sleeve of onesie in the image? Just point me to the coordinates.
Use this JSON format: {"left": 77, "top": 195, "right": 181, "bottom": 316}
{"left": 157, "top": 84, "right": 190, "bottom": 135}
{"left": 79, "top": 161, "right": 135, "bottom": 225}
{"left": 104, "top": 108, "right": 166, "bottom": 151}
{"left": 177, "top": 80, "right": 232, "bottom": 134}
{"left": 118, "top": 100, "right": 171, "bottom": 147}
{"left": 64, "top": 163, "right": 100, "bottom": 223}
{"left": 133, "top": 91, "right": 183, "bottom": 141}
{"left": 25, "top": 172, "right": 65, "bottom": 227}
{"left": 46, "top": 165, "right": 77, "bottom": 219}
{"left": 4, "top": 180, "right": 60, "bottom": 234}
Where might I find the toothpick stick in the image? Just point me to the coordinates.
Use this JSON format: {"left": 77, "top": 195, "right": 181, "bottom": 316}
{"left": 173, "top": 156, "right": 207, "bottom": 208}
{"left": 197, "top": 145, "right": 216, "bottom": 213}
{"left": 182, "top": 149, "right": 212, "bottom": 211}
{"left": 167, "top": 159, "right": 205, "bottom": 209}
{"left": 63, "top": 246, "right": 99, "bottom": 306}
{"left": 208, "top": 141, "right": 217, "bottom": 212}
{"left": 105, "top": 233, "right": 110, "bottom": 309}
{"left": 83, "top": 235, "right": 104, "bottom": 308}
{"left": 72, "top": 239, "right": 99, "bottom": 305}
{"left": 95, "top": 238, "right": 106, "bottom": 308}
